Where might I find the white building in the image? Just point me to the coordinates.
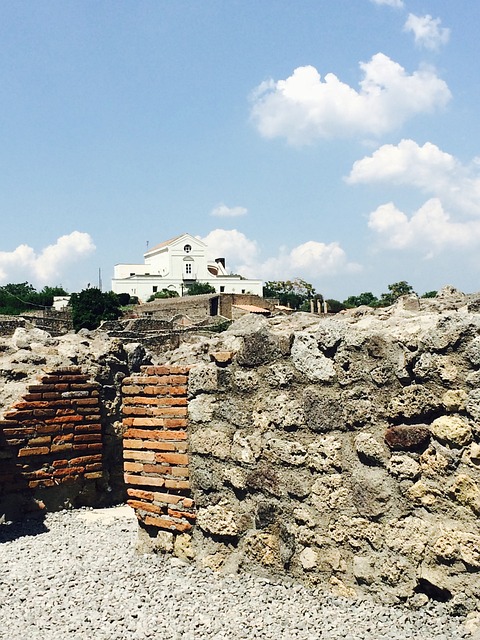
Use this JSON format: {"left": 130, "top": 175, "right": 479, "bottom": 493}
{"left": 112, "top": 233, "right": 263, "bottom": 301}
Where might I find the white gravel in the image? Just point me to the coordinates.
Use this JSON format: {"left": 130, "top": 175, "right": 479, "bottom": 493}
{"left": 0, "top": 506, "right": 471, "bottom": 639}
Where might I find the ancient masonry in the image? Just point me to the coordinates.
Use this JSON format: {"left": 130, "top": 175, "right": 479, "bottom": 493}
{"left": 0, "top": 367, "right": 102, "bottom": 517}
{"left": 122, "top": 366, "right": 196, "bottom": 535}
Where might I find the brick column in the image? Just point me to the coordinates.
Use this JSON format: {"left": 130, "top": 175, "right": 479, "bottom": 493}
{"left": 122, "top": 365, "right": 195, "bottom": 535}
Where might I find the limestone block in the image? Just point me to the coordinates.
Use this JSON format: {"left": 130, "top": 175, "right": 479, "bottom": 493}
{"left": 354, "top": 432, "right": 389, "bottom": 466}
{"left": 350, "top": 468, "right": 395, "bottom": 519}
{"left": 387, "top": 454, "right": 421, "bottom": 480}
{"left": 466, "top": 389, "right": 480, "bottom": 421}
{"left": 291, "top": 333, "right": 336, "bottom": 382}
{"left": 155, "top": 530, "right": 174, "bottom": 553}
{"left": 299, "top": 546, "right": 318, "bottom": 571}
{"left": 265, "top": 363, "right": 296, "bottom": 388}
{"left": 442, "top": 389, "right": 468, "bottom": 412}
{"left": 188, "top": 395, "right": 216, "bottom": 423}
{"left": 264, "top": 437, "right": 307, "bottom": 466}
{"left": 174, "top": 533, "right": 195, "bottom": 560}
{"left": 12, "top": 327, "right": 51, "bottom": 349}
{"left": 432, "top": 535, "right": 459, "bottom": 563}
{"left": 353, "top": 556, "right": 376, "bottom": 585}
{"left": 303, "top": 388, "right": 345, "bottom": 433}
{"left": 419, "top": 446, "right": 451, "bottom": 476}
{"left": 329, "top": 515, "right": 383, "bottom": 550}
{"left": 231, "top": 431, "right": 262, "bottom": 464}
{"left": 387, "top": 386, "right": 440, "bottom": 421}
{"left": 236, "top": 329, "right": 281, "bottom": 367}
{"left": 385, "top": 517, "right": 432, "bottom": 558}
{"left": 189, "top": 427, "right": 232, "bottom": 459}
{"left": 465, "top": 336, "right": 480, "bottom": 366}
{"left": 448, "top": 474, "right": 480, "bottom": 515}
{"left": 307, "top": 435, "right": 343, "bottom": 472}
{"left": 223, "top": 467, "right": 247, "bottom": 490}
{"left": 197, "top": 501, "right": 238, "bottom": 537}
{"left": 430, "top": 415, "right": 472, "bottom": 447}
{"left": 407, "top": 480, "right": 440, "bottom": 507}
{"left": 329, "top": 576, "right": 356, "bottom": 599}
{"left": 244, "top": 531, "right": 280, "bottom": 566}
{"left": 461, "top": 442, "right": 480, "bottom": 469}
{"left": 311, "top": 474, "right": 351, "bottom": 512}
{"left": 457, "top": 532, "right": 480, "bottom": 569}
{"left": 232, "top": 370, "right": 259, "bottom": 393}
{"left": 188, "top": 363, "right": 218, "bottom": 397}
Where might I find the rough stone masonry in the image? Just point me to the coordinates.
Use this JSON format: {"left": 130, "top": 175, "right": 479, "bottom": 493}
{"left": 135, "top": 286, "right": 480, "bottom": 614}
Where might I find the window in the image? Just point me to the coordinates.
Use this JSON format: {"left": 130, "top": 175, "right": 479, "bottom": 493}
{"left": 153, "top": 286, "right": 158, "bottom": 293}
{"left": 184, "top": 244, "right": 192, "bottom": 253}
{"left": 220, "top": 286, "right": 225, "bottom": 292}
{"left": 185, "top": 263, "right": 192, "bottom": 275}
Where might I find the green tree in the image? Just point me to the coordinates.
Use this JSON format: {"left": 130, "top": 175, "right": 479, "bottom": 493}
{"left": 147, "top": 289, "right": 179, "bottom": 302}
{"left": 69, "top": 288, "right": 122, "bottom": 331}
{"left": 325, "top": 299, "right": 346, "bottom": 313}
{"left": 185, "top": 282, "right": 216, "bottom": 295}
{"left": 421, "top": 290, "right": 437, "bottom": 298}
{"left": 263, "top": 278, "right": 316, "bottom": 309}
{"left": 343, "top": 292, "right": 378, "bottom": 308}
{"left": 377, "top": 281, "right": 415, "bottom": 307}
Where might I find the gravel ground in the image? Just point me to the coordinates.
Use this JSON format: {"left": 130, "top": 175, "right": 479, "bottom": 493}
{"left": 0, "top": 506, "right": 472, "bottom": 640}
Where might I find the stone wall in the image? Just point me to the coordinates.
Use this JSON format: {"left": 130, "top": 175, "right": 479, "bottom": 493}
{"left": 0, "top": 367, "right": 105, "bottom": 519}
{"left": 153, "top": 297, "right": 480, "bottom": 613}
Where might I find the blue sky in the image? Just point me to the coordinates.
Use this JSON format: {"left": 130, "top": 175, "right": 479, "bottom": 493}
{"left": 1, "top": 0, "right": 479, "bottom": 299}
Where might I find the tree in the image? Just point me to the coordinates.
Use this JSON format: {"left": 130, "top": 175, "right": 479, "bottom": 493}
{"left": 185, "top": 282, "right": 216, "bottom": 295}
{"left": 377, "top": 281, "right": 415, "bottom": 307}
{"left": 325, "top": 299, "right": 346, "bottom": 313}
{"left": 147, "top": 289, "right": 179, "bottom": 302}
{"left": 421, "top": 290, "right": 437, "bottom": 298}
{"left": 69, "top": 288, "right": 122, "bottom": 331}
{"left": 263, "top": 278, "right": 316, "bottom": 309}
{"left": 0, "top": 282, "right": 67, "bottom": 315}
{"left": 343, "top": 292, "right": 378, "bottom": 308}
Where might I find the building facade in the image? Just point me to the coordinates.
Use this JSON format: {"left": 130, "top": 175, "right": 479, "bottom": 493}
{"left": 112, "top": 233, "right": 263, "bottom": 301}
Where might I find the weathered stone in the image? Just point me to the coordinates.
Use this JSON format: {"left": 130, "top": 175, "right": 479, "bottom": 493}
{"left": 188, "top": 395, "right": 216, "bottom": 422}
{"left": 236, "top": 329, "right": 281, "bottom": 367}
{"left": 307, "top": 435, "right": 343, "bottom": 472}
{"left": 353, "top": 556, "right": 376, "bottom": 585}
{"left": 232, "top": 370, "right": 259, "bottom": 393}
{"left": 291, "top": 333, "right": 336, "bottom": 382}
{"left": 448, "top": 474, "right": 480, "bottom": 515}
{"left": 303, "top": 388, "right": 345, "bottom": 433}
{"left": 387, "top": 454, "right": 421, "bottom": 480}
{"left": 299, "top": 546, "right": 318, "bottom": 571}
{"left": 223, "top": 467, "right": 247, "bottom": 490}
{"left": 243, "top": 531, "right": 280, "bottom": 566}
{"left": 209, "top": 351, "right": 235, "bottom": 365}
{"left": 385, "top": 424, "right": 431, "bottom": 451}
{"left": 406, "top": 480, "right": 440, "bottom": 507}
{"left": 442, "top": 389, "right": 468, "bottom": 412}
{"left": 231, "top": 431, "right": 262, "bottom": 464}
{"left": 350, "top": 469, "right": 395, "bottom": 519}
{"left": 197, "top": 501, "right": 238, "bottom": 537}
{"left": 430, "top": 415, "right": 472, "bottom": 448}
{"left": 174, "top": 533, "right": 195, "bottom": 560}
{"left": 387, "top": 386, "right": 440, "bottom": 421}
{"left": 189, "top": 427, "right": 232, "bottom": 459}
{"left": 329, "top": 576, "right": 356, "bottom": 599}
{"left": 354, "top": 432, "right": 389, "bottom": 466}
{"left": 311, "top": 474, "right": 351, "bottom": 512}
{"left": 188, "top": 363, "right": 218, "bottom": 397}
{"left": 264, "top": 436, "right": 306, "bottom": 466}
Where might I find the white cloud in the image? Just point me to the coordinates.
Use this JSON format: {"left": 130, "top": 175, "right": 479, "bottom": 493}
{"left": 404, "top": 14, "right": 450, "bottom": 51}
{"left": 368, "top": 199, "right": 480, "bottom": 253}
{"left": 201, "top": 229, "right": 360, "bottom": 282}
{"left": 371, "top": 0, "right": 404, "bottom": 7}
{"left": 210, "top": 203, "right": 248, "bottom": 218}
{"left": 347, "top": 139, "right": 480, "bottom": 216}
{"left": 250, "top": 54, "right": 451, "bottom": 145}
{"left": 0, "top": 231, "right": 96, "bottom": 287}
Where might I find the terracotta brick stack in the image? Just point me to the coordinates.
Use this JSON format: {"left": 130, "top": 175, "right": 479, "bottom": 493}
{"left": 122, "top": 365, "right": 195, "bottom": 533}
{"left": 0, "top": 366, "right": 103, "bottom": 502}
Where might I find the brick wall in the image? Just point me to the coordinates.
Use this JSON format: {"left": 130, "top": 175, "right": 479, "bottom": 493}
{"left": 122, "top": 366, "right": 195, "bottom": 536}
{"left": 0, "top": 366, "right": 104, "bottom": 519}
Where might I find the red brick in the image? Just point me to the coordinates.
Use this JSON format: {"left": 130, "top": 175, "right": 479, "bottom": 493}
{"left": 22, "top": 393, "right": 43, "bottom": 401}
{"left": 123, "top": 450, "right": 156, "bottom": 462}
{"left": 144, "top": 514, "right": 192, "bottom": 532}
{"left": 29, "top": 436, "right": 52, "bottom": 446}
{"left": 123, "top": 439, "right": 177, "bottom": 452}
{"left": 73, "top": 443, "right": 102, "bottom": 451}
{"left": 127, "top": 488, "right": 154, "bottom": 501}
{"left": 163, "top": 419, "right": 188, "bottom": 429}
{"left": 28, "top": 384, "right": 57, "bottom": 393}
{"left": 72, "top": 398, "right": 99, "bottom": 406}
{"left": 155, "top": 452, "right": 189, "bottom": 465}
{"left": 124, "top": 474, "right": 165, "bottom": 487}
{"left": 127, "top": 418, "right": 167, "bottom": 428}
{"left": 86, "top": 463, "right": 103, "bottom": 472}
{"left": 143, "top": 385, "right": 187, "bottom": 396}
{"left": 124, "top": 461, "right": 143, "bottom": 473}
{"left": 73, "top": 434, "right": 101, "bottom": 443}
{"left": 17, "top": 446, "right": 50, "bottom": 457}
{"left": 3, "top": 410, "right": 34, "bottom": 421}
{"left": 152, "top": 492, "right": 188, "bottom": 506}
{"left": 53, "top": 433, "right": 74, "bottom": 444}
{"left": 53, "top": 459, "right": 69, "bottom": 468}
{"left": 127, "top": 499, "right": 163, "bottom": 514}
{"left": 85, "top": 471, "right": 103, "bottom": 480}
{"left": 28, "top": 479, "right": 55, "bottom": 489}
{"left": 123, "top": 428, "right": 187, "bottom": 441}
{"left": 122, "top": 385, "right": 143, "bottom": 395}
{"left": 149, "top": 407, "right": 188, "bottom": 417}
{"left": 70, "top": 454, "right": 102, "bottom": 466}
{"left": 53, "top": 466, "right": 84, "bottom": 478}
{"left": 164, "top": 479, "right": 190, "bottom": 490}
{"left": 75, "top": 423, "right": 102, "bottom": 433}
{"left": 33, "top": 409, "right": 57, "bottom": 418}
{"left": 167, "top": 508, "right": 196, "bottom": 521}
{"left": 2, "top": 427, "right": 35, "bottom": 438}
{"left": 51, "top": 443, "right": 73, "bottom": 453}
{"left": 142, "top": 365, "right": 190, "bottom": 375}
